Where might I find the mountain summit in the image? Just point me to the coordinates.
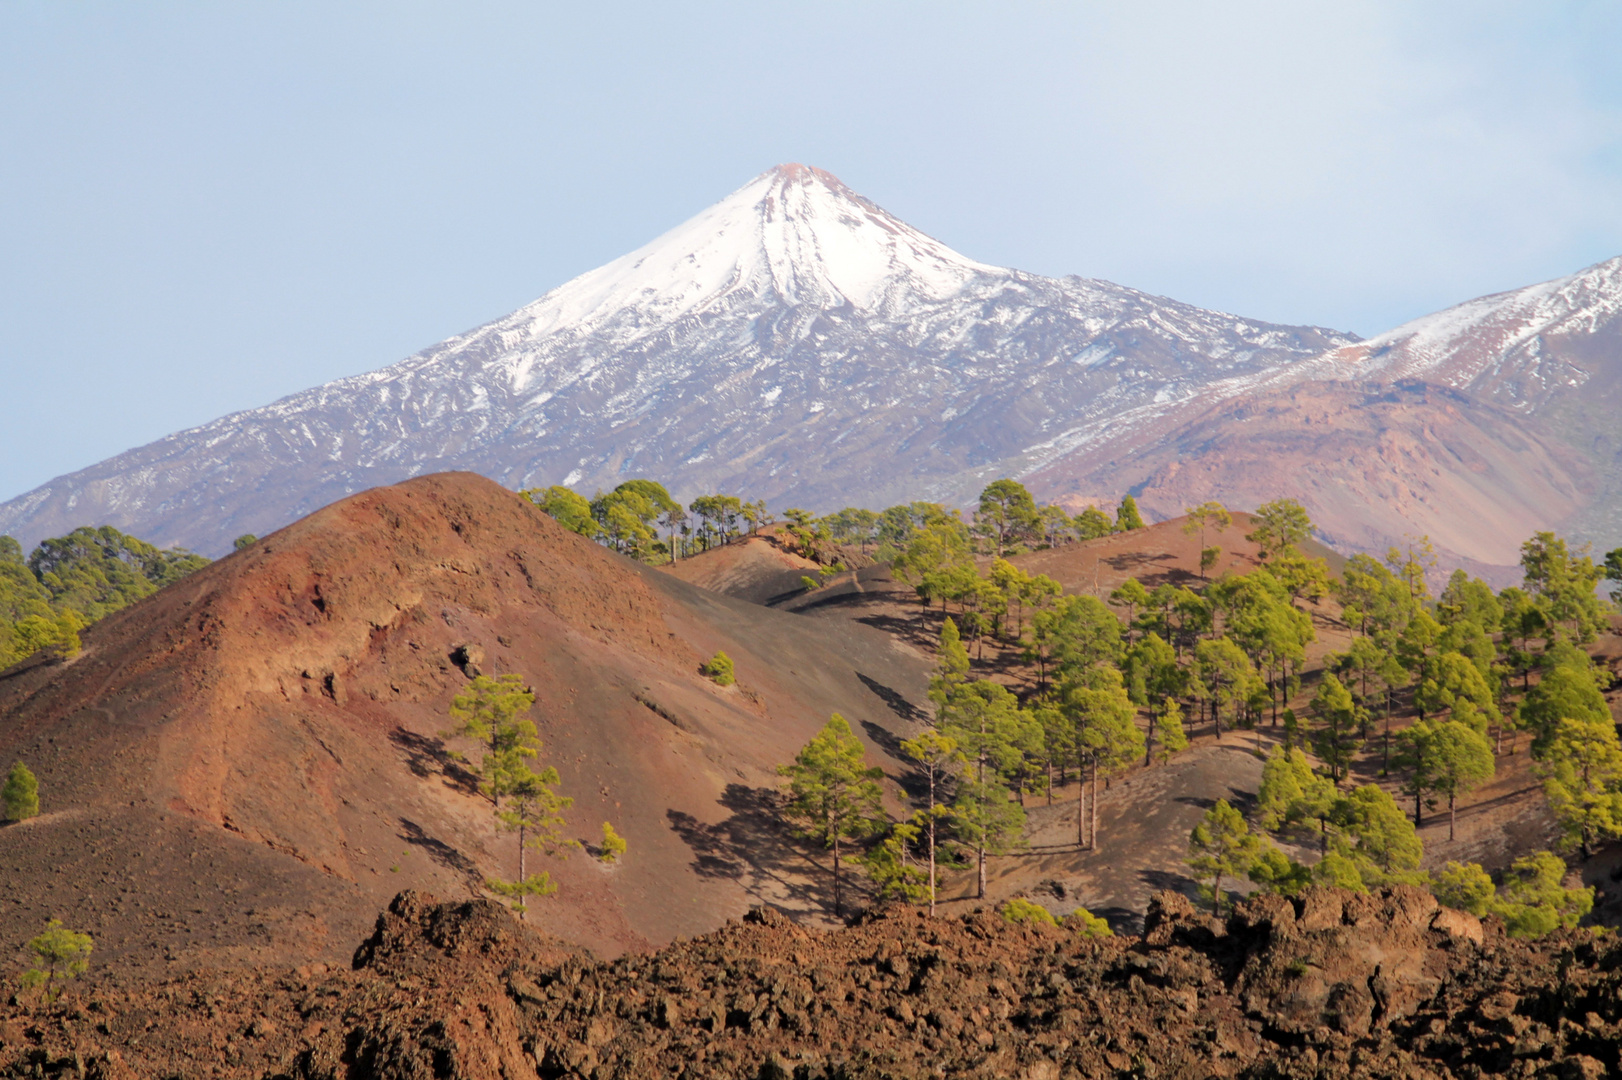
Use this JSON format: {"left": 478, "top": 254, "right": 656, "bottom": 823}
{"left": 541, "top": 163, "right": 998, "bottom": 323}
{"left": 0, "top": 165, "right": 1355, "bottom": 554}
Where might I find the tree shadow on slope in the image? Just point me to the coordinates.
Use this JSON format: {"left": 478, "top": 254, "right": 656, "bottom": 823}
{"left": 397, "top": 817, "right": 483, "bottom": 888}
{"left": 859, "top": 718, "right": 929, "bottom": 800}
{"left": 389, "top": 727, "right": 482, "bottom": 797}
{"left": 666, "top": 783, "right": 843, "bottom": 919}
{"left": 857, "top": 672, "right": 927, "bottom": 727}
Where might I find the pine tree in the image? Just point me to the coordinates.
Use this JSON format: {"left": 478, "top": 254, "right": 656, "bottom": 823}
{"left": 441, "top": 674, "right": 540, "bottom": 806}
{"left": 928, "top": 618, "right": 971, "bottom": 719}
{"left": 1255, "top": 746, "right": 1337, "bottom": 851}
{"left": 898, "top": 729, "right": 962, "bottom": 915}
{"left": 1325, "top": 784, "right": 1424, "bottom": 889}
{"left": 1493, "top": 851, "right": 1593, "bottom": 937}
{"left": 699, "top": 651, "right": 735, "bottom": 686}
{"left": 975, "top": 479, "right": 1040, "bottom": 556}
{"left": 1394, "top": 719, "right": 1495, "bottom": 839}
{"left": 598, "top": 822, "right": 628, "bottom": 863}
{"left": 20, "top": 920, "right": 92, "bottom": 1003}
{"left": 1537, "top": 715, "right": 1622, "bottom": 860}
{"left": 1116, "top": 495, "right": 1146, "bottom": 531}
{"left": 1073, "top": 506, "right": 1114, "bottom": 540}
{"left": 950, "top": 775, "right": 1027, "bottom": 900}
{"left": 488, "top": 763, "right": 577, "bottom": 917}
{"left": 1520, "top": 657, "right": 1611, "bottom": 757}
{"left": 2, "top": 762, "right": 38, "bottom": 822}
{"left": 1187, "top": 799, "right": 1266, "bottom": 914}
{"left": 1193, "top": 637, "right": 1261, "bottom": 737}
{"left": 861, "top": 818, "right": 930, "bottom": 904}
{"left": 1309, "top": 673, "right": 1363, "bottom": 784}
{"left": 1060, "top": 666, "right": 1144, "bottom": 851}
{"left": 1107, "top": 577, "right": 1149, "bottom": 643}
{"left": 1432, "top": 860, "right": 1495, "bottom": 915}
{"left": 1153, "top": 700, "right": 1189, "bottom": 766}
{"left": 778, "top": 714, "right": 887, "bottom": 916}
{"left": 939, "top": 681, "right": 1034, "bottom": 896}
{"left": 1247, "top": 498, "right": 1313, "bottom": 561}
{"left": 1181, "top": 502, "right": 1231, "bottom": 580}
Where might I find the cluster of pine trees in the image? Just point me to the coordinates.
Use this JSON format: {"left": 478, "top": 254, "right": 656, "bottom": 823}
{"left": 774, "top": 479, "right": 1622, "bottom": 937}
{"left": 0, "top": 527, "right": 209, "bottom": 668}
{"left": 525, "top": 481, "right": 769, "bottom": 561}
{"left": 524, "top": 475, "right": 1151, "bottom": 569}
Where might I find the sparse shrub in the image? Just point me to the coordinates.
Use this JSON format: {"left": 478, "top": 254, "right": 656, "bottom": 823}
{"left": 3, "top": 762, "right": 38, "bottom": 822}
{"left": 233, "top": 534, "right": 257, "bottom": 550}
{"left": 1065, "top": 906, "right": 1113, "bottom": 938}
{"left": 20, "top": 920, "right": 91, "bottom": 1003}
{"left": 700, "top": 651, "right": 735, "bottom": 686}
{"left": 800, "top": 575, "right": 822, "bottom": 592}
{"left": 600, "top": 822, "right": 628, "bottom": 863}
{"left": 999, "top": 897, "right": 1057, "bottom": 927}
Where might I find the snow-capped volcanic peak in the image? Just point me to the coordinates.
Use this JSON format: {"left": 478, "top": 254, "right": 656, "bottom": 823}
{"left": 0, "top": 162, "right": 1359, "bottom": 556}
{"left": 521, "top": 164, "right": 999, "bottom": 336}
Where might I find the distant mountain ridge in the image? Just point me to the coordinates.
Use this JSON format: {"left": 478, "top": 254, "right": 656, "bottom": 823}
{"left": 3, "top": 166, "right": 1618, "bottom": 576}
{"left": 0, "top": 164, "right": 1354, "bottom": 555}
{"left": 1027, "top": 255, "right": 1622, "bottom": 579}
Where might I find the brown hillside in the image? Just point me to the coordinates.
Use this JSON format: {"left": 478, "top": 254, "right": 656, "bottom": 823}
{"left": 0, "top": 473, "right": 931, "bottom": 974}
{"left": 1026, "top": 380, "right": 1590, "bottom": 585}
{"left": 659, "top": 530, "right": 821, "bottom": 606}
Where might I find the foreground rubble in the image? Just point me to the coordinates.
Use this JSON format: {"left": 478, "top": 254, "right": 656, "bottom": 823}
{"left": 3, "top": 886, "right": 1619, "bottom": 1079}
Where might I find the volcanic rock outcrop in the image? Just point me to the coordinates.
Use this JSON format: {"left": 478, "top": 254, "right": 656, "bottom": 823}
{"left": 6, "top": 886, "right": 1617, "bottom": 1079}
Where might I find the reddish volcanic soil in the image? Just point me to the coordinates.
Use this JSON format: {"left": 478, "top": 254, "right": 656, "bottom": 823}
{"left": 1026, "top": 380, "right": 1592, "bottom": 586}
{"left": 0, "top": 474, "right": 933, "bottom": 975}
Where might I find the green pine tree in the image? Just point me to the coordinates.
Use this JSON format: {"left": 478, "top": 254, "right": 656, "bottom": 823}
{"left": 898, "top": 729, "right": 962, "bottom": 915}
{"left": 1394, "top": 719, "right": 1495, "bottom": 839}
{"left": 1153, "top": 700, "right": 1189, "bottom": 766}
{"left": 20, "top": 920, "right": 92, "bottom": 1003}
{"left": 700, "top": 651, "right": 736, "bottom": 686}
{"left": 778, "top": 714, "right": 887, "bottom": 916}
{"left": 488, "top": 763, "right": 577, "bottom": 916}
{"left": 1309, "top": 672, "right": 1363, "bottom": 783}
{"left": 1187, "top": 799, "right": 1267, "bottom": 914}
{"left": 441, "top": 674, "right": 539, "bottom": 806}
{"left": 2, "top": 762, "right": 38, "bottom": 822}
{"left": 1537, "top": 715, "right": 1622, "bottom": 861}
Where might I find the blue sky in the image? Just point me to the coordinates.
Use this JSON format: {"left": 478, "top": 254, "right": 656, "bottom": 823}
{"left": 3, "top": 2, "right": 1621, "bottom": 505}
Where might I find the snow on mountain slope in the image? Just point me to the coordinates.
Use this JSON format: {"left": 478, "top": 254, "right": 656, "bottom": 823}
{"left": 1283, "top": 254, "right": 1622, "bottom": 407}
{"left": 1025, "top": 256, "right": 1622, "bottom": 576}
{"left": 0, "top": 164, "right": 1355, "bottom": 555}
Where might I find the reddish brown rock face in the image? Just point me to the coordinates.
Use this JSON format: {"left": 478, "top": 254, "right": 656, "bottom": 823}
{"left": 6, "top": 886, "right": 1619, "bottom": 1079}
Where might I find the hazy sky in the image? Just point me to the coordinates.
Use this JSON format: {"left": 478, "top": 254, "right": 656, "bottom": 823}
{"left": 3, "top": 2, "right": 1621, "bottom": 504}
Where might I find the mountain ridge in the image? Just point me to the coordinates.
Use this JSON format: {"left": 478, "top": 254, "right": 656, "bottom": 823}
{"left": 0, "top": 164, "right": 1355, "bottom": 555}
{"left": 1026, "top": 254, "right": 1622, "bottom": 578}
